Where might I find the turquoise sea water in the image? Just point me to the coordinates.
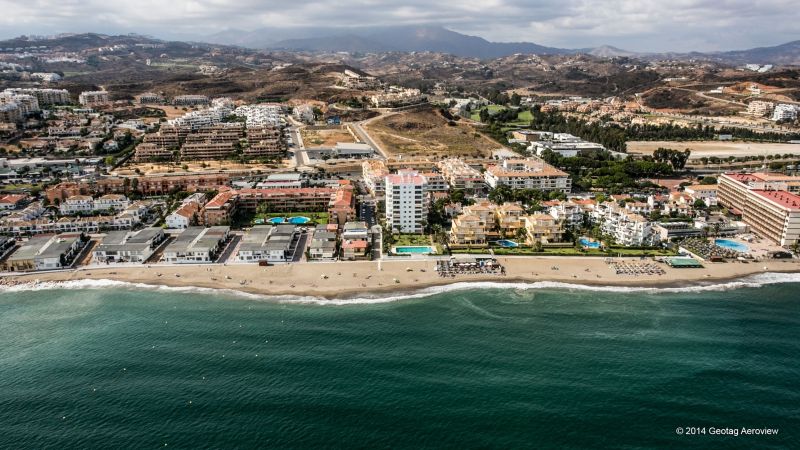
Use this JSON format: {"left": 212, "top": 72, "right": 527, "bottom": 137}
{"left": 1, "top": 281, "right": 799, "bottom": 448}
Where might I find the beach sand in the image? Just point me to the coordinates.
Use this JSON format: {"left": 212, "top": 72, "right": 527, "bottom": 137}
{"left": 3, "top": 257, "right": 799, "bottom": 299}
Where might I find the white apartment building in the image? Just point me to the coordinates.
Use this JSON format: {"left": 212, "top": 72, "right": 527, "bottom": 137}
{"left": 233, "top": 104, "right": 283, "bottom": 127}
{"left": 684, "top": 184, "right": 719, "bottom": 207}
{"left": 746, "top": 100, "right": 774, "bottom": 117}
{"left": 92, "top": 228, "right": 166, "bottom": 263}
{"left": 3, "top": 88, "right": 70, "bottom": 105}
{"left": 0, "top": 92, "right": 40, "bottom": 115}
{"left": 484, "top": 157, "right": 572, "bottom": 193}
{"left": 162, "top": 226, "right": 230, "bottom": 263}
{"left": 78, "top": 91, "right": 110, "bottom": 106}
{"left": 594, "top": 202, "right": 658, "bottom": 247}
{"left": 385, "top": 171, "right": 428, "bottom": 233}
{"left": 168, "top": 105, "right": 230, "bottom": 130}
{"left": 94, "top": 194, "right": 131, "bottom": 212}
{"left": 548, "top": 201, "right": 585, "bottom": 228}
{"left": 59, "top": 195, "right": 94, "bottom": 215}
{"left": 58, "top": 194, "right": 130, "bottom": 215}
{"left": 772, "top": 104, "right": 798, "bottom": 122}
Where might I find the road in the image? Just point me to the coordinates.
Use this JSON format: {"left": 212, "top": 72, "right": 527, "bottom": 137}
{"left": 215, "top": 234, "right": 241, "bottom": 263}
{"left": 350, "top": 112, "right": 397, "bottom": 159}
{"left": 352, "top": 118, "right": 390, "bottom": 160}
{"left": 292, "top": 231, "right": 310, "bottom": 262}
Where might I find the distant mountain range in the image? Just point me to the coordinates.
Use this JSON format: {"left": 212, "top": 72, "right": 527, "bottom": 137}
{"left": 204, "top": 25, "right": 800, "bottom": 64}
{"left": 206, "top": 25, "right": 619, "bottom": 59}
{"left": 708, "top": 40, "right": 800, "bottom": 65}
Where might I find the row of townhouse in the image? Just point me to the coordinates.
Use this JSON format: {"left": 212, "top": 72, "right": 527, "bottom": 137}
{"left": 2, "top": 232, "right": 90, "bottom": 272}
{"left": 58, "top": 194, "right": 130, "bottom": 215}
{"left": 1, "top": 201, "right": 157, "bottom": 236}
{"left": 162, "top": 226, "right": 230, "bottom": 264}
{"left": 45, "top": 173, "right": 230, "bottom": 200}
{"left": 236, "top": 224, "right": 299, "bottom": 263}
{"left": 92, "top": 228, "right": 167, "bottom": 263}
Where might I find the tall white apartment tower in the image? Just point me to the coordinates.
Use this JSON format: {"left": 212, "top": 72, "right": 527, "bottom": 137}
{"left": 385, "top": 171, "right": 428, "bottom": 234}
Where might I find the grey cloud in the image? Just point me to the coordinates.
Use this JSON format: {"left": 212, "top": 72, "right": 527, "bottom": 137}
{"left": 0, "top": 0, "right": 798, "bottom": 52}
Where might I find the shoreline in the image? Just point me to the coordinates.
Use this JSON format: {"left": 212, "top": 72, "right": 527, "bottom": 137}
{"left": 2, "top": 257, "right": 799, "bottom": 300}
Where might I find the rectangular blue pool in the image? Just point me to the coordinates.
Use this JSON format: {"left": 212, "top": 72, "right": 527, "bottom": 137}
{"left": 393, "top": 246, "right": 436, "bottom": 254}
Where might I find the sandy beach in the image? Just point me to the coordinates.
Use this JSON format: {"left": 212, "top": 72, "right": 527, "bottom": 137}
{"left": 2, "top": 256, "right": 799, "bottom": 299}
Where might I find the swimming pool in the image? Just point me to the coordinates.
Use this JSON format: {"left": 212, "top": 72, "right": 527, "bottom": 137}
{"left": 393, "top": 246, "right": 436, "bottom": 254}
{"left": 496, "top": 240, "right": 519, "bottom": 248}
{"left": 579, "top": 237, "right": 601, "bottom": 249}
{"left": 715, "top": 239, "right": 749, "bottom": 253}
{"left": 288, "top": 216, "right": 311, "bottom": 224}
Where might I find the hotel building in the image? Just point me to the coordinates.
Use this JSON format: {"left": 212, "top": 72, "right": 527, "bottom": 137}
{"left": 718, "top": 173, "right": 800, "bottom": 246}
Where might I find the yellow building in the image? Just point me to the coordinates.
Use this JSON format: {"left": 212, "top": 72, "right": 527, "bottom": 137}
{"left": 523, "top": 214, "right": 564, "bottom": 244}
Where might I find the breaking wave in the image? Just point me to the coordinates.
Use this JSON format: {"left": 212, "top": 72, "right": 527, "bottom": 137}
{"left": 1, "top": 272, "right": 799, "bottom": 305}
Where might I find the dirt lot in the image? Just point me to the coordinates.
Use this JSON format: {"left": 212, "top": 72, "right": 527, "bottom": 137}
{"left": 365, "top": 109, "right": 501, "bottom": 158}
{"left": 301, "top": 127, "right": 356, "bottom": 148}
{"left": 627, "top": 141, "right": 800, "bottom": 159}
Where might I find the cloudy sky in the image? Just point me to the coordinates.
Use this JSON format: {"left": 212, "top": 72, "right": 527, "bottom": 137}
{"left": 1, "top": 0, "right": 798, "bottom": 52}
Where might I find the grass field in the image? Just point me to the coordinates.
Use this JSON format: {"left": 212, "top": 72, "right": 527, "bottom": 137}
{"left": 469, "top": 105, "right": 506, "bottom": 121}
{"left": 468, "top": 106, "right": 531, "bottom": 124}
{"left": 366, "top": 109, "right": 501, "bottom": 158}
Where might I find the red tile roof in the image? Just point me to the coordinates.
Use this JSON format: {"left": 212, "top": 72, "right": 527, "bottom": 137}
{"left": 751, "top": 190, "right": 800, "bottom": 211}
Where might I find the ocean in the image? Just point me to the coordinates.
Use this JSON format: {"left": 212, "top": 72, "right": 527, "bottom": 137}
{"left": 1, "top": 277, "right": 799, "bottom": 449}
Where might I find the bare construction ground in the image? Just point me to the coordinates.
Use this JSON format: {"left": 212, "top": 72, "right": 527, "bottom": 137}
{"left": 627, "top": 141, "right": 800, "bottom": 159}
{"left": 365, "top": 109, "right": 501, "bottom": 158}
{"left": 300, "top": 126, "right": 357, "bottom": 148}
{"left": 114, "top": 160, "right": 281, "bottom": 176}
